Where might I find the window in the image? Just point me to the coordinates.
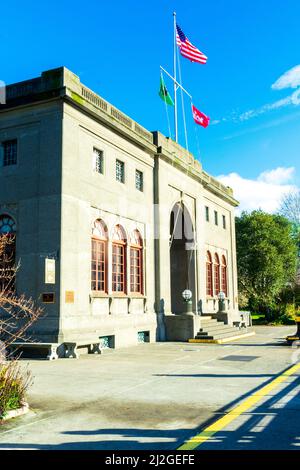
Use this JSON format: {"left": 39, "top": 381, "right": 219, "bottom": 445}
{"left": 116, "top": 159, "right": 125, "bottom": 183}
{"left": 93, "top": 148, "right": 103, "bottom": 174}
{"left": 205, "top": 206, "right": 209, "bottom": 222}
{"left": 135, "top": 170, "right": 143, "bottom": 192}
{"left": 130, "top": 230, "right": 143, "bottom": 294}
{"left": 2, "top": 140, "right": 17, "bottom": 166}
{"left": 112, "top": 224, "right": 126, "bottom": 293}
{"left": 206, "top": 251, "right": 213, "bottom": 296}
{"left": 214, "top": 210, "right": 218, "bottom": 226}
{"left": 221, "top": 255, "right": 228, "bottom": 296}
{"left": 0, "top": 214, "right": 16, "bottom": 292}
{"left": 214, "top": 253, "right": 220, "bottom": 296}
{"left": 222, "top": 215, "right": 226, "bottom": 229}
{"left": 91, "top": 219, "right": 108, "bottom": 292}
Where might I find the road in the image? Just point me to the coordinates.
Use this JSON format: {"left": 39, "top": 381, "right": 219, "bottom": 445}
{"left": 0, "top": 326, "right": 299, "bottom": 450}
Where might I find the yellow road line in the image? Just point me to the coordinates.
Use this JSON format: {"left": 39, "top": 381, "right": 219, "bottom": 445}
{"left": 178, "top": 362, "right": 300, "bottom": 450}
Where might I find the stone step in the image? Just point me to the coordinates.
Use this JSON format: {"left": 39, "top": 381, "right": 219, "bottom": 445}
{"left": 199, "top": 319, "right": 224, "bottom": 327}
{"left": 196, "top": 329, "right": 245, "bottom": 340}
{"left": 198, "top": 326, "right": 237, "bottom": 335}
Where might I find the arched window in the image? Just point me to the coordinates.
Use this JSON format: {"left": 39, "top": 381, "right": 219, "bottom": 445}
{"left": 221, "top": 255, "right": 228, "bottom": 296}
{"left": 214, "top": 253, "right": 220, "bottom": 296}
{"left": 91, "top": 219, "right": 108, "bottom": 292}
{"left": 112, "top": 224, "right": 126, "bottom": 293}
{"left": 0, "top": 214, "right": 16, "bottom": 292}
{"left": 130, "top": 230, "right": 143, "bottom": 294}
{"left": 206, "top": 251, "right": 213, "bottom": 296}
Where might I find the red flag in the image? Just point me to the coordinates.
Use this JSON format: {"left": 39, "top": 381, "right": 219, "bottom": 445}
{"left": 192, "top": 104, "right": 210, "bottom": 128}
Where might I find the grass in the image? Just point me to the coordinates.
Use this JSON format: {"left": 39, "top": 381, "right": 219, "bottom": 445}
{"left": 0, "top": 361, "right": 32, "bottom": 419}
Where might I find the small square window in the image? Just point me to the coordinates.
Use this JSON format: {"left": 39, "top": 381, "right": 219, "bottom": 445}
{"left": 116, "top": 159, "right": 125, "bottom": 183}
{"left": 93, "top": 148, "right": 103, "bottom": 174}
{"left": 222, "top": 215, "right": 226, "bottom": 229}
{"left": 2, "top": 140, "right": 17, "bottom": 166}
{"left": 135, "top": 170, "right": 143, "bottom": 191}
{"left": 205, "top": 206, "right": 209, "bottom": 222}
{"left": 214, "top": 210, "right": 218, "bottom": 226}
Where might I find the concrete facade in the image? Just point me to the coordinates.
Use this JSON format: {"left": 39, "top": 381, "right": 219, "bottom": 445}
{"left": 0, "top": 67, "right": 239, "bottom": 350}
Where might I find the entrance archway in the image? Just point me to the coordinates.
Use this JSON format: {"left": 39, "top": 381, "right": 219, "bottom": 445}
{"left": 169, "top": 203, "right": 196, "bottom": 314}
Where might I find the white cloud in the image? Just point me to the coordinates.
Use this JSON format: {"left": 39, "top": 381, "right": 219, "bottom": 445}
{"left": 272, "top": 65, "right": 300, "bottom": 90}
{"left": 214, "top": 65, "right": 300, "bottom": 125}
{"left": 258, "top": 166, "right": 295, "bottom": 185}
{"left": 217, "top": 167, "right": 297, "bottom": 214}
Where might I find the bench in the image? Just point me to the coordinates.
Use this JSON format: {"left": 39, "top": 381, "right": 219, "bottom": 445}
{"left": 8, "top": 342, "right": 60, "bottom": 360}
{"left": 63, "top": 341, "right": 103, "bottom": 359}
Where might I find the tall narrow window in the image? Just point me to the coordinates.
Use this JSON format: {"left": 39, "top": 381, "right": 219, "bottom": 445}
{"left": 214, "top": 210, "right": 218, "bottom": 226}
{"left": 116, "top": 159, "right": 125, "bottom": 183}
{"left": 130, "top": 230, "right": 143, "bottom": 294}
{"left": 93, "top": 148, "right": 104, "bottom": 174}
{"left": 112, "top": 224, "right": 126, "bottom": 293}
{"left": 214, "top": 253, "right": 220, "bottom": 296}
{"left": 206, "top": 251, "right": 213, "bottom": 296}
{"left": 91, "top": 219, "right": 107, "bottom": 292}
{"left": 221, "top": 255, "right": 228, "bottom": 296}
{"left": 0, "top": 214, "right": 16, "bottom": 292}
{"left": 205, "top": 206, "right": 209, "bottom": 222}
{"left": 2, "top": 140, "right": 17, "bottom": 166}
{"left": 222, "top": 215, "right": 226, "bottom": 229}
{"left": 135, "top": 170, "right": 143, "bottom": 192}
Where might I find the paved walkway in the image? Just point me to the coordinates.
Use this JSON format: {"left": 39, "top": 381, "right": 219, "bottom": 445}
{"left": 0, "top": 326, "right": 299, "bottom": 450}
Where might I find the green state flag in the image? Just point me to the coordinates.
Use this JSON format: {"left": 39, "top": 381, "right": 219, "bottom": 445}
{"left": 158, "top": 76, "right": 174, "bottom": 106}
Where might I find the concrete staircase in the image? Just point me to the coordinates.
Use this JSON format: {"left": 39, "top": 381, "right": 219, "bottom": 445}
{"left": 189, "top": 316, "right": 255, "bottom": 344}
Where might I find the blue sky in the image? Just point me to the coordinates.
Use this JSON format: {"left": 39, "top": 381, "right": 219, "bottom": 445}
{"left": 1, "top": 0, "right": 300, "bottom": 211}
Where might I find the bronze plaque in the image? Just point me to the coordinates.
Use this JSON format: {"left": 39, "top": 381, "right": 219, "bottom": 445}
{"left": 65, "top": 291, "right": 75, "bottom": 303}
{"left": 42, "top": 293, "right": 55, "bottom": 303}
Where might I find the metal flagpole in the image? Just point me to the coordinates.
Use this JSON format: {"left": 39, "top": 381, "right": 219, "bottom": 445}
{"left": 160, "top": 66, "right": 192, "bottom": 100}
{"left": 173, "top": 11, "right": 178, "bottom": 142}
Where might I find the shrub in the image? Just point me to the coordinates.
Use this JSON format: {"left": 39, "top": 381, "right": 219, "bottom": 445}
{"left": 0, "top": 360, "right": 32, "bottom": 419}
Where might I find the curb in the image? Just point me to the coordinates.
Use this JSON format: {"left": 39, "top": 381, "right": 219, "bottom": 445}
{"left": 0, "top": 402, "right": 29, "bottom": 422}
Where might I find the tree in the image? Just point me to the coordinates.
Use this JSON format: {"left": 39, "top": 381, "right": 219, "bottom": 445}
{"left": 278, "top": 189, "right": 300, "bottom": 226}
{"left": 278, "top": 189, "right": 300, "bottom": 285}
{"left": 0, "top": 233, "right": 42, "bottom": 359}
{"left": 236, "top": 211, "right": 298, "bottom": 319}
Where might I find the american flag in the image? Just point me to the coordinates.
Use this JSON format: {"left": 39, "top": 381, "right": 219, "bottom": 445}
{"left": 176, "top": 24, "right": 207, "bottom": 64}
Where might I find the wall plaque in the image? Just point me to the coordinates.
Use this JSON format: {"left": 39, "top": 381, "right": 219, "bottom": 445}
{"left": 65, "top": 291, "right": 75, "bottom": 303}
{"left": 45, "top": 258, "right": 55, "bottom": 284}
{"left": 42, "top": 293, "right": 55, "bottom": 303}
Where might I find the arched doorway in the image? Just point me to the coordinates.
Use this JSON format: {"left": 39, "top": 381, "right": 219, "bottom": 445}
{"left": 0, "top": 214, "right": 16, "bottom": 292}
{"left": 169, "top": 203, "right": 196, "bottom": 314}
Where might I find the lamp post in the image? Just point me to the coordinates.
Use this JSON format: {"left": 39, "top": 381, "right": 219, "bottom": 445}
{"left": 182, "top": 289, "right": 193, "bottom": 315}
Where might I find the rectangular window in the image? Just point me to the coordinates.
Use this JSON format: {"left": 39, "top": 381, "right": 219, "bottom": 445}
{"left": 205, "top": 206, "right": 209, "bottom": 222}
{"left": 116, "top": 159, "right": 125, "bottom": 183}
{"left": 135, "top": 170, "right": 143, "bottom": 192}
{"left": 93, "top": 148, "right": 103, "bottom": 174}
{"left": 130, "top": 247, "right": 143, "bottom": 293}
{"left": 112, "top": 243, "right": 126, "bottom": 292}
{"left": 2, "top": 140, "right": 17, "bottom": 166}
{"left": 91, "top": 239, "right": 106, "bottom": 292}
{"left": 222, "top": 215, "right": 226, "bottom": 229}
{"left": 214, "top": 210, "right": 218, "bottom": 226}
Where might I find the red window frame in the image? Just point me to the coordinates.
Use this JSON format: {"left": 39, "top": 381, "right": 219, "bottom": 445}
{"left": 206, "top": 251, "right": 213, "bottom": 296}
{"left": 214, "top": 253, "right": 220, "bottom": 296}
{"left": 130, "top": 230, "right": 143, "bottom": 294}
{"left": 91, "top": 219, "right": 107, "bottom": 293}
{"left": 221, "top": 255, "right": 228, "bottom": 296}
{"left": 112, "top": 225, "right": 126, "bottom": 294}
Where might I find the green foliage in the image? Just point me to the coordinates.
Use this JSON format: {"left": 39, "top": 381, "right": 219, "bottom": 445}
{"left": 0, "top": 361, "right": 32, "bottom": 419}
{"left": 236, "top": 210, "right": 298, "bottom": 321}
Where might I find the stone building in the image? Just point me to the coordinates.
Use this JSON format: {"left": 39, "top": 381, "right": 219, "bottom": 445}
{"left": 0, "top": 67, "right": 241, "bottom": 353}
